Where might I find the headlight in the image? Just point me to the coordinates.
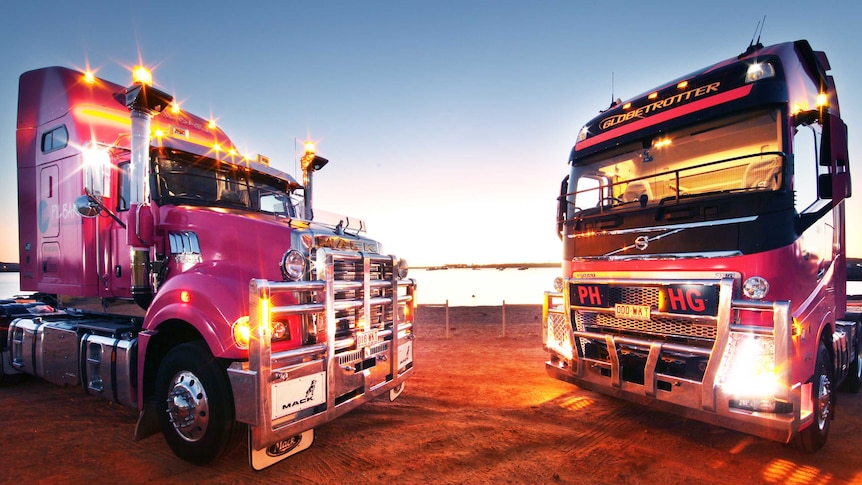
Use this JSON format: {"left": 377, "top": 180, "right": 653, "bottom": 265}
{"left": 717, "top": 332, "right": 778, "bottom": 411}
{"left": 742, "top": 276, "right": 769, "bottom": 300}
{"left": 745, "top": 62, "right": 775, "bottom": 83}
{"left": 272, "top": 320, "right": 290, "bottom": 341}
{"left": 395, "top": 258, "right": 409, "bottom": 279}
{"left": 281, "top": 249, "right": 306, "bottom": 281}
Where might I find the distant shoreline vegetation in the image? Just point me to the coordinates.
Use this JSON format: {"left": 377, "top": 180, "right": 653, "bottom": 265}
{"left": 413, "top": 259, "right": 862, "bottom": 281}
{"left": 0, "top": 259, "right": 858, "bottom": 278}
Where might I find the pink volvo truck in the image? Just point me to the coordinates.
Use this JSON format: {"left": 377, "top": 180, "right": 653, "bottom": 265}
{"left": 544, "top": 40, "right": 859, "bottom": 450}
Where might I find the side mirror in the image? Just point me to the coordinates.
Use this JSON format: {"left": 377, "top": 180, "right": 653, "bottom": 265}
{"left": 74, "top": 194, "right": 100, "bottom": 217}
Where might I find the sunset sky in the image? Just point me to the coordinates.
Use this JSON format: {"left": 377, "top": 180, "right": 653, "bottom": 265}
{"left": 1, "top": 0, "right": 860, "bottom": 267}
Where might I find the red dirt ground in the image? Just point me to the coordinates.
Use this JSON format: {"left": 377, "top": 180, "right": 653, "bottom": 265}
{"left": 2, "top": 304, "right": 862, "bottom": 484}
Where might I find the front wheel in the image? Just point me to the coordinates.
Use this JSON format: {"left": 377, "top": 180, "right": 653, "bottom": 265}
{"left": 155, "top": 341, "right": 245, "bottom": 464}
{"left": 840, "top": 322, "right": 862, "bottom": 393}
{"left": 793, "top": 341, "right": 834, "bottom": 452}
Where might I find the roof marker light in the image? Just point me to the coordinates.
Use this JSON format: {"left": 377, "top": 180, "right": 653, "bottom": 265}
{"left": 622, "top": 102, "right": 632, "bottom": 110}
{"left": 132, "top": 66, "right": 153, "bottom": 86}
{"left": 84, "top": 71, "right": 96, "bottom": 84}
{"left": 816, "top": 93, "right": 829, "bottom": 108}
{"left": 207, "top": 119, "right": 217, "bottom": 130}
{"left": 304, "top": 140, "right": 316, "bottom": 155}
{"left": 648, "top": 92, "right": 658, "bottom": 100}
{"left": 677, "top": 81, "right": 689, "bottom": 89}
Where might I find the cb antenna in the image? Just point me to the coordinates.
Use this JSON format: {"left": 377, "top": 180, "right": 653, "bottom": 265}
{"left": 754, "top": 15, "right": 766, "bottom": 45}
{"left": 742, "top": 15, "right": 766, "bottom": 57}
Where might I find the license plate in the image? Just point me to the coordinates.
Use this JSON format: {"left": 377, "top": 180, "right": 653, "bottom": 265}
{"left": 398, "top": 340, "right": 413, "bottom": 368}
{"left": 272, "top": 372, "right": 326, "bottom": 420}
{"left": 356, "top": 330, "right": 379, "bottom": 349}
{"left": 615, "top": 303, "right": 651, "bottom": 321}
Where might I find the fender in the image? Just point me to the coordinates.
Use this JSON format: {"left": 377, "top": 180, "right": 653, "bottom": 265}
{"left": 143, "top": 269, "right": 248, "bottom": 359}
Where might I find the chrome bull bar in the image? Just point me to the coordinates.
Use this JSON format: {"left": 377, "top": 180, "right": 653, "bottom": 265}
{"left": 543, "top": 277, "right": 802, "bottom": 442}
{"left": 228, "top": 248, "right": 416, "bottom": 452}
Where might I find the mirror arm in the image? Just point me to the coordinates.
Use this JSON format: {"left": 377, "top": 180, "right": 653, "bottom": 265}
{"left": 84, "top": 188, "right": 127, "bottom": 229}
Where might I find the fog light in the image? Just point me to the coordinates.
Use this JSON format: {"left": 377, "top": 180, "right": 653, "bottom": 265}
{"left": 743, "top": 276, "right": 769, "bottom": 300}
{"left": 553, "top": 276, "right": 565, "bottom": 292}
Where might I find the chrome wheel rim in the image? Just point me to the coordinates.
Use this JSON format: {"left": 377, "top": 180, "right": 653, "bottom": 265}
{"left": 165, "top": 370, "right": 210, "bottom": 442}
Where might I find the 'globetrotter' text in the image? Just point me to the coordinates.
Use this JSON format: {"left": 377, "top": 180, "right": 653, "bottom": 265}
{"left": 600, "top": 81, "right": 721, "bottom": 130}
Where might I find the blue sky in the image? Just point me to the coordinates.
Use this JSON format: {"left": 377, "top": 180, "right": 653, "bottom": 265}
{"left": 2, "top": 0, "right": 860, "bottom": 265}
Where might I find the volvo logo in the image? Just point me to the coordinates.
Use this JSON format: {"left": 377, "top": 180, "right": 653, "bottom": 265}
{"left": 634, "top": 235, "right": 650, "bottom": 251}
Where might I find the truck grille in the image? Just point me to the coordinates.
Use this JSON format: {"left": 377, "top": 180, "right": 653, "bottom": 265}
{"left": 567, "top": 281, "right": 719, "bottom": 345}
{"left": 331, "top": 257, "right": 396, "bottom": 339}
{"left": 573, "top": 311, "right": 717, "bottom": 340}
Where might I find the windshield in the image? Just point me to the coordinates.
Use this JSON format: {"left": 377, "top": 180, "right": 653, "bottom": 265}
{"left": 153, "top": 152, "right": 299, "bottom": 217}
{"left": 568, "top": 109, "right": 783, "bottom": 212}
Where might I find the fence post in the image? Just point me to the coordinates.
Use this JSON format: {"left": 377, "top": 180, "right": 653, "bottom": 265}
{"left": 445, "top": 299, "right": 450, "bottom": 339}
{"left": 502, "top": 299, "right": 507, "bottom": 337}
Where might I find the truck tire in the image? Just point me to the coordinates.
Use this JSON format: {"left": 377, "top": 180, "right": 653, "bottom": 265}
{"left": 841, "top": 352, "right": 862, "bottom": 393}
{"left": 793, "top": 341, "right": 833, "bottom": 452}
{"left": 840, "top": 322, "right": 862, "bottom": 393}
{"left": 155, "top": 341, "right": 246, "bottom": 464}
{"left": 0, "top": 372, "right": 25, "bottom": 386}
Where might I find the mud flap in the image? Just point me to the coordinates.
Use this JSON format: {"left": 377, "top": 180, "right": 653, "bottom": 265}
{"left": 249, "top": 429, "right": 314, "bottom": 471}
{"left": 389, "top": 382, "right": 405, "bottom": 401}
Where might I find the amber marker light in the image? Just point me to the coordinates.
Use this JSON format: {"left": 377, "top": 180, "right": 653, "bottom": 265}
{"left": 677, "top": 80, "right": 689, "bottom": 89}
{"left": 232, "top": 316, "right": 251, "bottom": 349}
{"left": 84, "top": 71, "right": 96, "bottom": 84}
{"left": 648, "top": 92, "right": 658, "bottom": 100}
{"left": 208, "top": 119, "right": 217, "bottom": 130}
{"left": 169, "top": 102, "right": 181, "bottom": 114}
{"left": 180, "top": 290, "right": 191, "bottom": 303}
{"left": 653, "top": 137, "right": 672, "bottom": 148}
{"left": 304, "top": 140, "right": 316, "bottom": 155}
{"left": 816, "top": 92, "right": 829, "bottom": 108}
{"left": 132, "top": 65, "right": 153, "bottom": 86}
{"left": 622, "top": 102, "right": 632, "bottom": 110}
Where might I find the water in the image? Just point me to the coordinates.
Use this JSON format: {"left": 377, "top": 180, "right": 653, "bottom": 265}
{"left": 0, "top": 270, "right": 858, "bottom": 308}
{"left": 412, "top": 267, "right": 558, "bottom": 306}
{"left": 413, "top": 268, "right": 862, "bottom": 307}
{"left": 0, "top": 272, "right": 20, "bottom": 298}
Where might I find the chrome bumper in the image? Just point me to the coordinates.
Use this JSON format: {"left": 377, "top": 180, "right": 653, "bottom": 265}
{"left": 542, "top": 278, "right": 807, "bottom": 444}
{"left": 228, "top": 249, "right": 416, "bottom": 452}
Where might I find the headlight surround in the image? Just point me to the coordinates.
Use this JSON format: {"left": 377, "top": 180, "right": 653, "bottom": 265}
{"left": 281, "top": 249, "right": 306, "bottom": 281}
{"left": 742, "top": 276, "right": 769, "bottom": 300}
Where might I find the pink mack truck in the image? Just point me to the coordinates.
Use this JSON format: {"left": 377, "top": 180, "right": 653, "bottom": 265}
{"left": 1, "top": 65, "right": 416, "bottom": 469}
{"left": 543, "top": 40, "right": 860, "bottom": 450}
